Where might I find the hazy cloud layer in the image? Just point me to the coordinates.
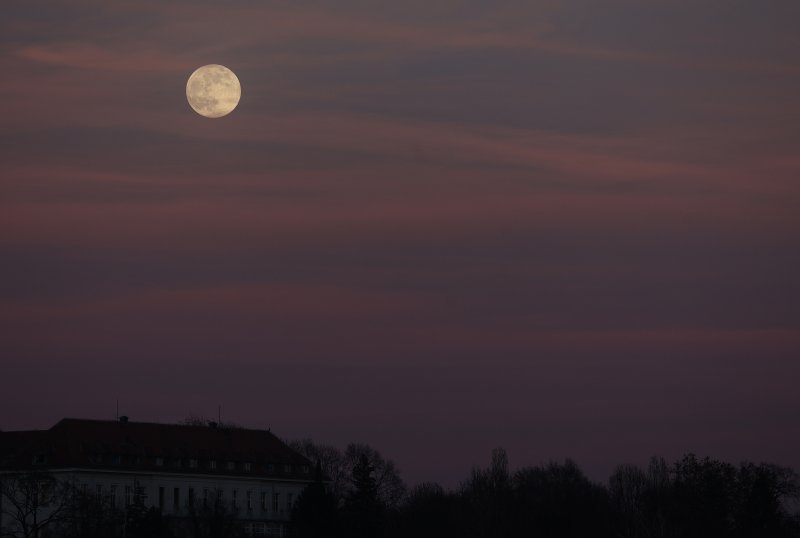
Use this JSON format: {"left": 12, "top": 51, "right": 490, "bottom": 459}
{"left": 1, "top": 0, "right": 799, "bottom": 485}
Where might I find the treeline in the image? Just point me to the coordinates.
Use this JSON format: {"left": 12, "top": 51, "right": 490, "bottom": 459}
{"left": 0, "top": 475, "right": 241, "bottom": 538}
{"left": 2, "top": 441, "right": 798, "bottom": 537}
{"left": 291, "top": 443, "right": 800, "bottom": 538}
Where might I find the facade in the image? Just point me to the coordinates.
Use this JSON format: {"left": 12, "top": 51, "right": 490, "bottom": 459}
{"left": 0, "top": 417, "right": 314, "bottom": 537}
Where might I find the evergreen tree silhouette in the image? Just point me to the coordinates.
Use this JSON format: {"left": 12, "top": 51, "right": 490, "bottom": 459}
{"left": 292, "top": 461, "right": 341, "bottom": 538}
{"left": 342, "top": 453, "right": 385, "bottom": 538}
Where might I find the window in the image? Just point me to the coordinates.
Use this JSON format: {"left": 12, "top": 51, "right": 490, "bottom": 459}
{"left": 158, "top": 487, "right": 165, "bottom": 510}
{"left": 227, "top": 461, "right": 235, "bottom": 471}
{"left": 155, "top": 457, "right": 164, "bottom": 467}
{"left": 209, "top": 460, "right": 217, "bottom": 470}
{"left": 267, "top": 464, "right": 275, "bottom": 473}
{"left": 272, "top": 492, "right": 279, "bottom": 512}
{"left": 173, "top": 487, "right": 180, "bottom": 510}
{"left": 189, "top": 459, "right": 198, "bottom": 469}
{"left": 110, "top": 485, "right": 117, "bottom": 507}
{"left": 39, "top": 481, "right": 54, "bottom": 500}
{"left": 174, "top": 458, "right": 182, "bottom": 468}
{"left": 135, "top": 486, "right": 147, "bottom": 504}
{"left": 203, "top": 488, "right": 209, "bottom": 508}
{"left": 261, "top": 491, "right": 267, "bottom": 511}
{"left": 246, "top": 490, "right": 252, "bottom": 510}
{"left": 32, "top": 454, "right": 47, "bottom": 465}
{"left": 113, "top": 455, "right": 121, "bottom": 465}
{"left": 81, "top": 483, "right": 88, "bottom": 496}
{"left": 96, "top": 484, "right": 103, "bottom": 500}
{"left": 284, "top": 464, "right": 291, "bottom": 473}
{"left": 302, "top": 465, "right": 310, "bottom": 474}
{"left": 286, "top": 493, "right": 293, "bottom": 511}
{"left": 125, "top": 485, "right": 132, "bottom": 506}
{"left": 244, "top": 462, "right": 252, "bottom": 472}
{"left": 246, "top": 523, "right": 267, "bottom": 536}
{"left": 233, "top": 489, "right": 238, "bottom": 509}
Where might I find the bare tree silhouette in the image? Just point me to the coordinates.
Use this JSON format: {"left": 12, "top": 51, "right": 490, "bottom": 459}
{"left": 0, "top": 472, "right": 74, "bottom": 538}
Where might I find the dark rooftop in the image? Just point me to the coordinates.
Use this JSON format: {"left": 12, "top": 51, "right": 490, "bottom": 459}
{"left": 0, "top": 418, "right": 312, "bottom": 480}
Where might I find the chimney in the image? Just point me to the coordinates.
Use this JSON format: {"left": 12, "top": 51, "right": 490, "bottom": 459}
{"left": 119, "top": 416, "right": 129, "bottom": 424}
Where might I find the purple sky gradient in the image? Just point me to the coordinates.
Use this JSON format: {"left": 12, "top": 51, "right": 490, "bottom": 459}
{"left": 1, "top": 0, "right": 799, "bottom": 487}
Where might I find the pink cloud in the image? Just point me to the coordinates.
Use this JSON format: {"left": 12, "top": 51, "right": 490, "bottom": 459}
{"left": 15, "top": 43, "right": 190, "bottom": 72}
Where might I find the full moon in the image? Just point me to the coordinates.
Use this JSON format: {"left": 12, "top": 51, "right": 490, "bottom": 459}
{"left": 186, "top": 64, "right": 241, "bottom": 118}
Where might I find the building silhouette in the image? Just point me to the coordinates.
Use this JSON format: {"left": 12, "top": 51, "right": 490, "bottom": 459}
{"left": 0, "top": 417, "right": 313, "bottom": 537}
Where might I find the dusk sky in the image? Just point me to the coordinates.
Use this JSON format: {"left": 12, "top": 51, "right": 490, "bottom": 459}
{"left": 1, "top": 1, "right": 799, "bottom": 487}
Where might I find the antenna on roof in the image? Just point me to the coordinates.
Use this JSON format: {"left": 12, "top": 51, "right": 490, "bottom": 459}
{"left": 218, "top": 404, "right": 221, "bottom": 424}
{"left": 116, "top": 399, "right": 119, "bottom": 420}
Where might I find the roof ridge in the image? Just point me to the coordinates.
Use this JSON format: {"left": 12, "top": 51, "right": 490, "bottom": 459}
{"left": 54, "top": 417, "right": 274, "bottom": 433}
